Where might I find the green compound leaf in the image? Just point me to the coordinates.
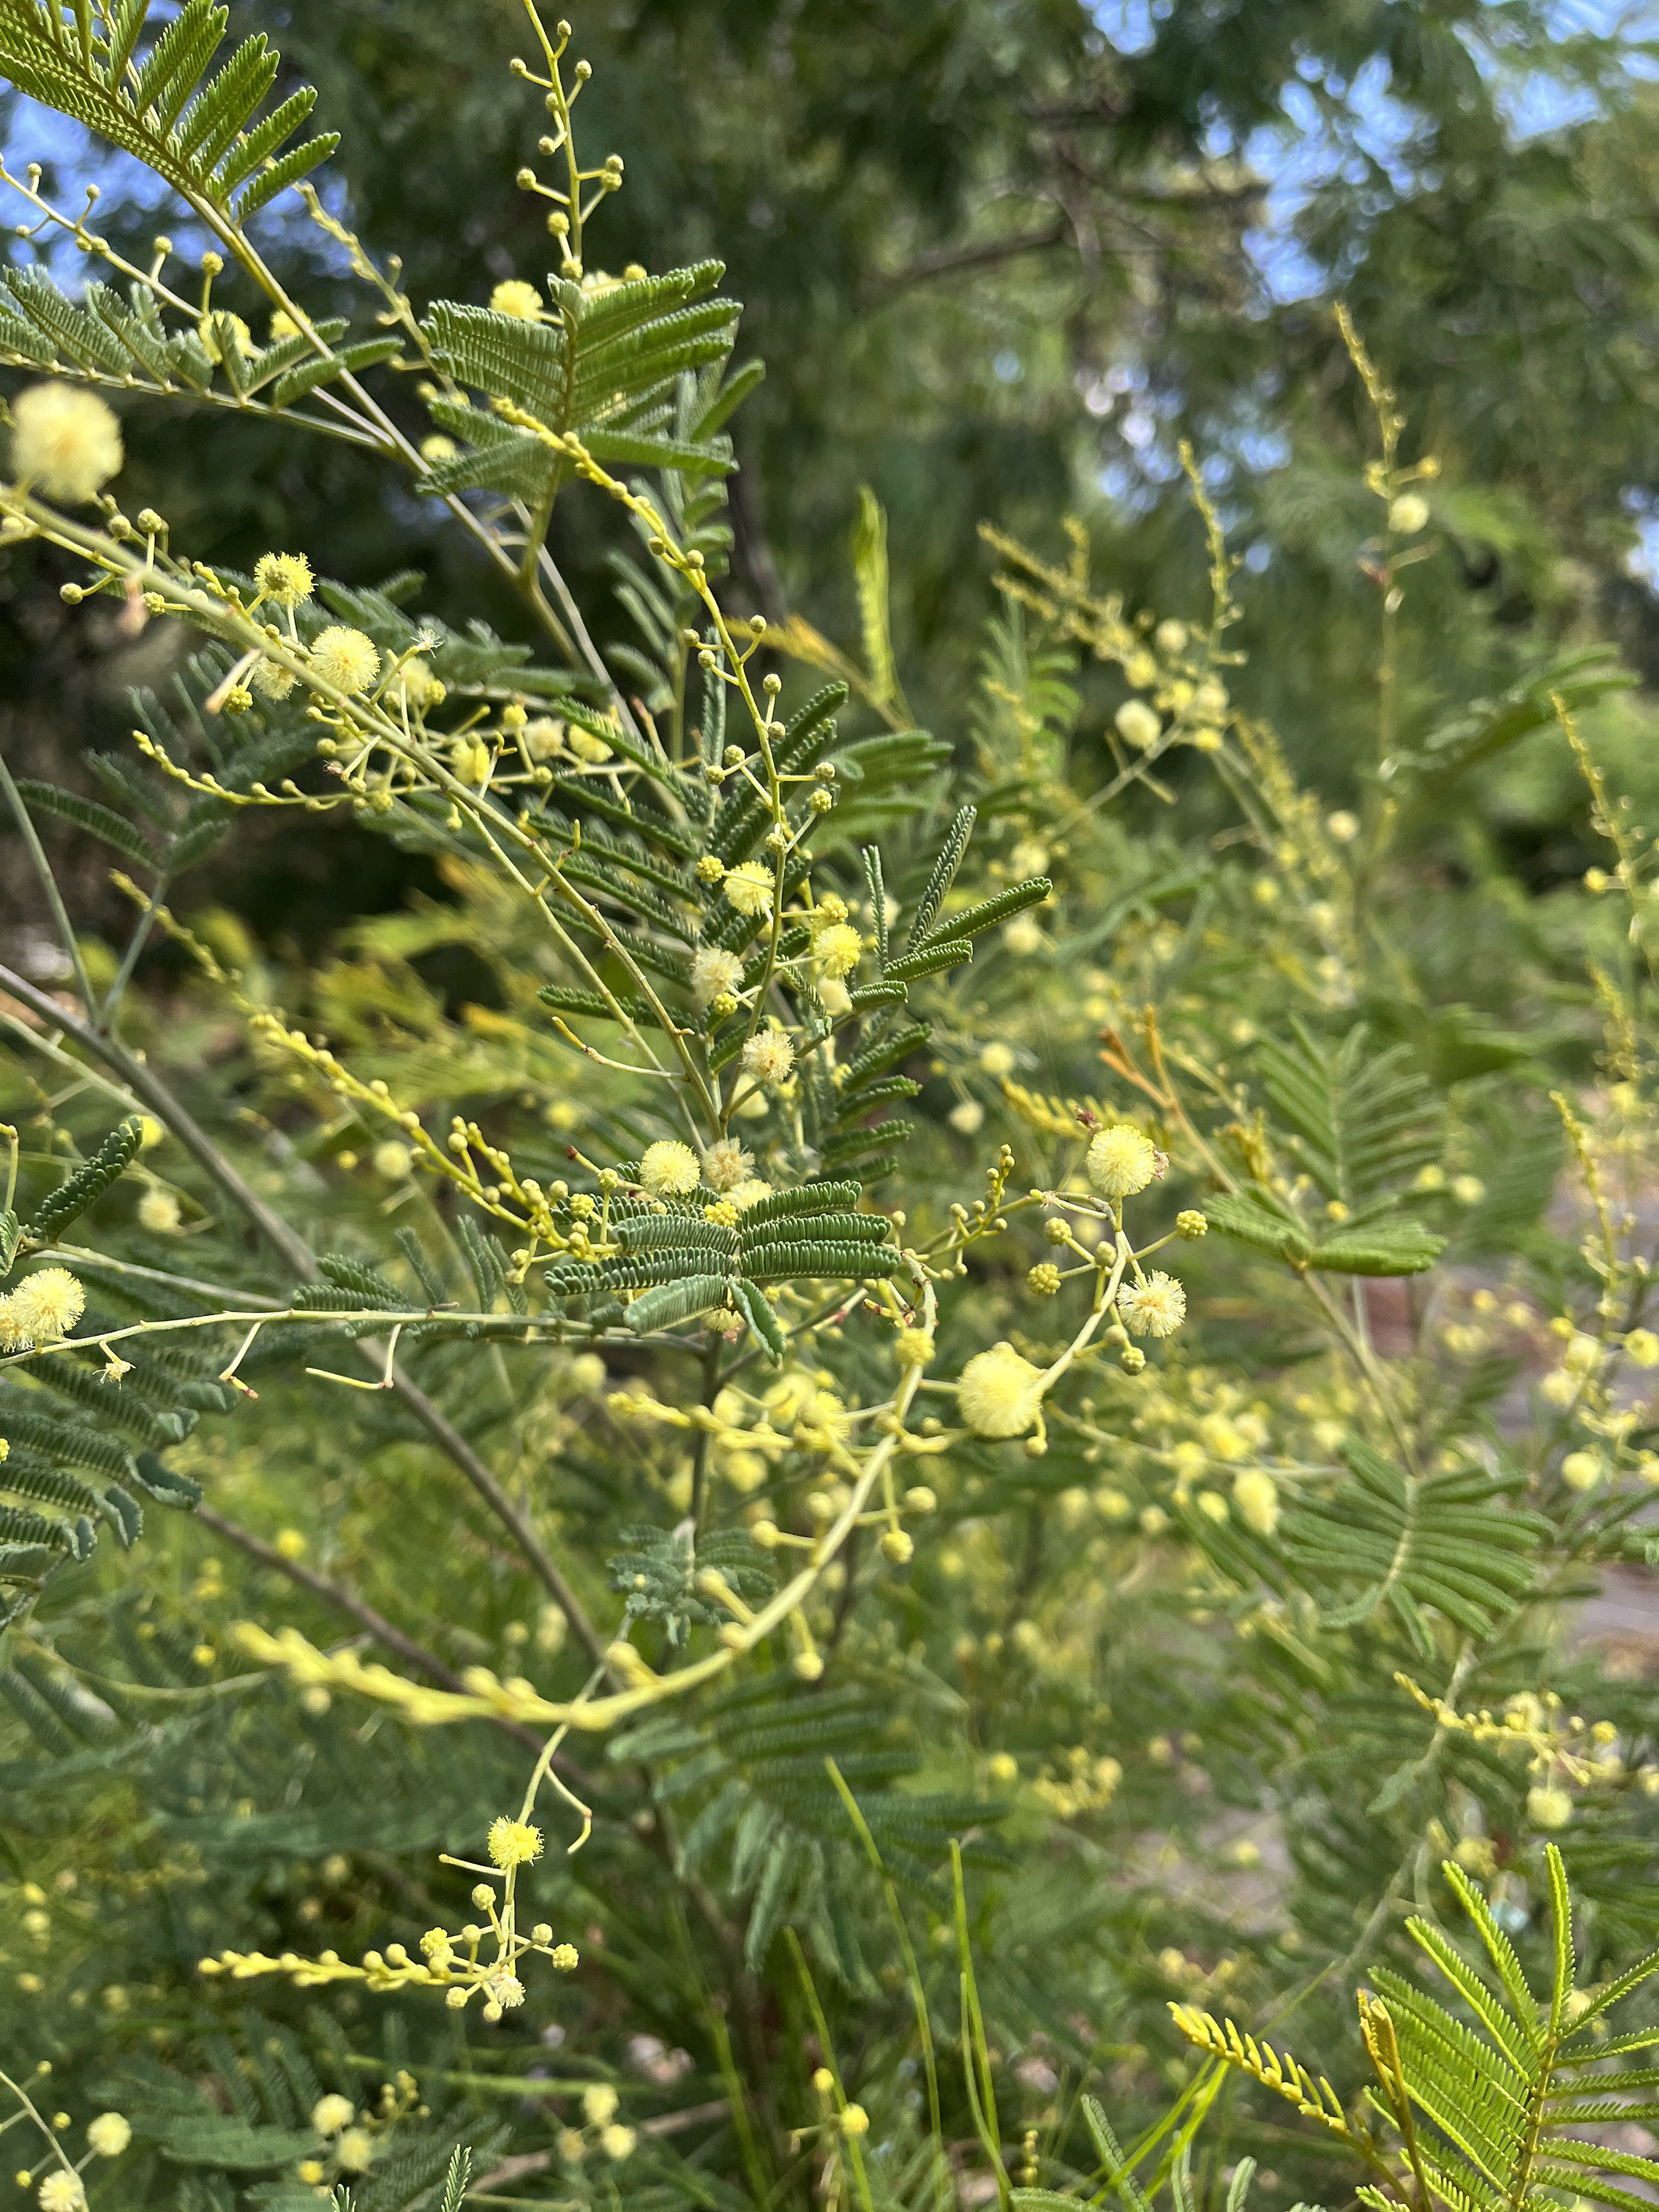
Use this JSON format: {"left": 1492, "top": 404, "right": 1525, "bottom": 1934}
{"left": 1205, "top": 1184, "right": 1442, "bottom": 1276}
{"left": 731, "top": 1277, "right": 786, "bottom": 1364}
{"left": 1203, "top": 1185, "right": 1312, "bottom": 1264}
{"left": 160, "top": 2118, "right": 326, "bottom": 2169}
{"left": 916, "top": 875, "right": 1051, "bottom": 948}
{"left": 13, "top": 776, "right": 158, "bottom": 865}
{"left": 625, "top": 1274, "right": 731, "bottom": 1333}
{"left": 421, "top": 263, "right": 740, "bottom": 506}
{"left": 0, "top": 0, "right": 336, "bottom": 226}
{"left": 1257, "top": 1018, "right": 1444, "bottom": 1206}
{"left": 1305, "top": 1219, "right": 1445, "bottom": 1276}
{"left": 23, "top": 1115, "right": 144, "bottom": 1242}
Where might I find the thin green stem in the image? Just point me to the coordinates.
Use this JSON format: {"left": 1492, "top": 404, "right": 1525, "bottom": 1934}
{"left": 0, "top": 750, "right": 97, "bottom": 1017}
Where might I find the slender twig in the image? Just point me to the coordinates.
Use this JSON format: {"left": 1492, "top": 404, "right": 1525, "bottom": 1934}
{"left": 0, "top": 751, "right": 97, "bottom": 1016}
{"left": 101, "top": 874, "right": 170, "bottom": 1027}
{"left": 192, "top": 1503, "right": 593, "bottom": 1775}
{"left": 0, "top": 958, "right": 609, "bottom": 1665}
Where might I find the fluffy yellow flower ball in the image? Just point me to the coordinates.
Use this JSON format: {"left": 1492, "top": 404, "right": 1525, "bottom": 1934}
{"left": 1527, "top": 1783, "right": 1572, "bottom": 1831}
{"left": 12, "top": 380, "right": 122, "bottom": 503}
{"left": 1233, "top": 1469, "right": 1279, "bottom": 1537}
{"left": 254, "top": 551, "right": 314, "bottom": 607}
{"left": 1115, "top": 699, "right": 1162, "bottom": 751}
{"left": 701, "top": 1137, "right": 753, "bottom": 1192}
{"left": 723, "top": 859, "right": 773, "bottom": 917}
{"left": 491, "top": 279, "right": 543, "bottom": 319}
{"left": 86, "top": 2116, "right": 130, "bottom": 2160}
{"left": 486, "top": 1815, "right": 544, "bottom": 1868}
{"left": 639, "top": 1140, "right": 701, "bottom": 1198}
{"left": 691, "top": 947, "right": 743, "bottom": 1008}
{"left": 1086, "top": 1123, "right": 1159, "bottom": 1199}
{"left": 309, "top": 625, "right": 381, "bottom": 693}
{"left": 740, "top": 1029, "right": 795, "bottom": 1087}
{"left": 1118, "top": 1270, "right": 1186, "bottom": 1338}
{"left": 813, "top": 922, "right": 864, "bottom": 979}
{"left": 336, "top": 2128, "right": 375, "bottom": 2174}
{"left": 252, "top": 658, "right": 298, "bottom": 701}
{"left": 311, "top": 2095, "right": 355, "bottom": 2137}
{"left": 37, "top": 2174, "right": 86, "bottom": 2212}
{"left": 385, "top": 656, "right": 443, "bottom": 711}
{"left": 958, "top": 1342, "right": 1044, "bottom": 1438}
{"left": 1, "top": 1267, "right": 86, "bottom": 1349}
{"left": 137, "top": 1186, "right": 181, "bottom": 1233}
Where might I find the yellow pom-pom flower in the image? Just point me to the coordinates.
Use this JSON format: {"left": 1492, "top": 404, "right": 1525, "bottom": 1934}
{"left": 37, "top": 2174, "right": 86, "bottom": 2212}
{"left": 691, "top": 947, "right": 743, "bottom": 1008}
{"left": 309, "top": 625, "right": 381, "bottom": 693}
{"left": 491, "top": 279, "right": 543, "bottom": 319}
{"left": 385, "top": 655, "right": 442, "bottom": 712}
{"left": 813, "top": 922, "right": 863, "bottom": 979}
{"left": 701, "top": 1138, "right": 753, "bottom": 1192}
{"left": 1086, "top": 1123, "right": 1159, "bottom": 1199}
{"left": 723, "top": 859, "right": 773, "bottom": 917}
{"left": 1115, "top": 699, "right": 1162, "bottom": 751}
{"left": 1527, "top": 1783, "right": 1572, "bottom": 1831}
{"left": 1118, "top": 1271, "right": 1186, "bottom": 1338}
{"left": 336, "top": 2129, "right": 375, "bottom": 2174}
{"left": 12, "top": 380, "right": 123, "bottom": 503}
{"left": 312, "top": 2096, "right": 355, "bottom": 2138}
{"left": 137, "top": 1186, "right": 181, "bottom": 1233}
{"left": 4, "top": 1267, "right": 86, "bottom": 1347}
{"left": 254, "top": 551, "right": 314, "bottom": 607}
{"left": 486, "top": 1816, "right": 545, "bottom": 1869}
{"left": 958, "top": 1342, "right": 1045, "bottom": 1438}
{"left": 86, "top": 2116, "right": 130, "bottom": 2159}
{"left": 740, "top": 1029, "right": 795, "bottom": 1087}
{"left": 1560, "top": 1450, "right": 1602, "bottom": 1492}
{"left": 1233, "top": 1469, "right": 1279, "bottom": 1536}
{"left": 252, "top": 658, "right": 298, "bottom": 701}
{"left": 639, "top": 1140, "right": 701, "bottom": 1197}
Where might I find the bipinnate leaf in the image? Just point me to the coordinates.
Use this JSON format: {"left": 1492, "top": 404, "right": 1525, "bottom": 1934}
{"left": 0, "top": 0, "right": 336, "bottom": 225}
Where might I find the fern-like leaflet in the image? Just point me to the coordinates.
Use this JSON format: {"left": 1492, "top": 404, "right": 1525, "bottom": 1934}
{"left": 611, "top": 1670, "right": 1010, "bottom": 1973}
{"left": 0, "top": 0, "right": 337, "bottom": 226}
{"left": 1173, "top": 1848, "right": 1659, "bottom": 2212}
{"left": 1209, "top": 1020, "right": 1448, "bottom": 1276}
